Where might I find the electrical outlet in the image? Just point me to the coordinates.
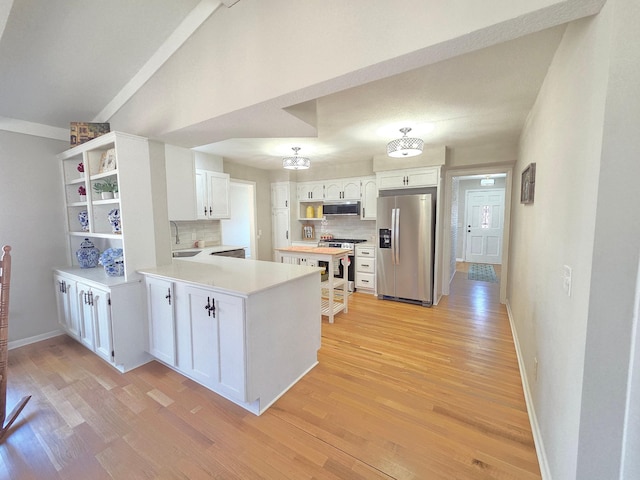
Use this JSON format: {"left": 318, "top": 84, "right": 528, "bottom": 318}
{"left": 534, "top": 357, "right": 539, "bottom": 382}
{"left": 563, "top": 265, "right": 572, "bottom": 297}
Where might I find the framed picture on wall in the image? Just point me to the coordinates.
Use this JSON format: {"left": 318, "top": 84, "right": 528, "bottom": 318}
{"left": 521, "top": 163, "right": 536, "bottom": 204}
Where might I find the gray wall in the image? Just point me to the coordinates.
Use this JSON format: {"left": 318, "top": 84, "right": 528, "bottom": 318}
{"left": 0, "top": 131, "right": 69, "bottom": 343}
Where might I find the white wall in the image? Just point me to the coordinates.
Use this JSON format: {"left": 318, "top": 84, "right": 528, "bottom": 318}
{"left": 576, "top": 0, "right": 640, "bottom": 477}
{"left": 0, "top": 131, "right": 69, "bottom": 342}
{"left": 507, "top": 1, "right": 640, "bottom": 477}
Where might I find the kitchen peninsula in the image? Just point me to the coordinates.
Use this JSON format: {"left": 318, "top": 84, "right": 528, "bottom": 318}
{"left": 138, "top": 254, "right": 321, "bottom": 415}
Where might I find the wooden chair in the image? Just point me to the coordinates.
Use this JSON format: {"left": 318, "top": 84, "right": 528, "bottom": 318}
{"left": 0, "top": 246, "right": 31, "bottom": 441}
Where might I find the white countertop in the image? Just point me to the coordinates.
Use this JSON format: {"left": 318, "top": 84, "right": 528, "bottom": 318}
{"left": 172, "top": 245, "right": 245, "bottom": 255}
{"left": 138, "top": 255, "right": 321, "bottom": 296}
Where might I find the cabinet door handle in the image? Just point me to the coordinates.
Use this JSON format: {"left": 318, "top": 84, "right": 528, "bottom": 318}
{"left": 362, "top": 207, "right": 365, "bottom": 217}
{"left": 362, "top": 279, "right": 369, "bottom": 283}
{"left": 204, "top": 206, "right": 207, "bottom": 216}
{"left": 165, "top": 288, "right": 171, "bottom": 305}
{"left": 286, "top": 230, "right": 289, "bottom": 240}
{"left": 89, "top": 291, "right": 94, "bottom": 306}
{"left": 209, "top": 206, "right": 212, "bottom": 216}
{"left": 362, "top": 264, "right": 370, "bottom": 267}
{"left": 285, "top": 200, "right": 288, "bottom": 207}
{"left": 210, "top": 297, "right": 216, "bottom": 318}
{"left": 205, "top": 297, "right": 211, "bottom": 316}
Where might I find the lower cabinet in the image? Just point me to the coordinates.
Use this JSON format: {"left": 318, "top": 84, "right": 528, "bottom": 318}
{"left": 355, "top": 245, "right": 376, "bottom": 294}
{"left": 145, "top": 277, "right": 176, "bottom": 366}
{"left": 54, "top": 273, "right": 80, "bottom": 339}
{"left": 177, "top": 284, "right": 246, "bottom": 400}
{"left": 54, "top": 269, "right": 150, "bottom": 373}
{"left": 77, "top": 282, "right": 111, "bottom": 362}
{"left": 141, "top": 269, "right": 321, "bottom": 416}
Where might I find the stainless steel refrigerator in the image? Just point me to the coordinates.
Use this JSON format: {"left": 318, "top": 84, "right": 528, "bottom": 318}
{"left": 377, "top": 193, "right": 435, "bottom": 306}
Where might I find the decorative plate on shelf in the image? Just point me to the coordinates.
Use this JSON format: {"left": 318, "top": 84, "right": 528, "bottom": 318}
{"left": 99, "top": 148, "right": 117, "bottom": 173}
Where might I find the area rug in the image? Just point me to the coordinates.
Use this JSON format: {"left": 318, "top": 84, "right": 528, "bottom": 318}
{"left": 468, "top": 264, "right": 498, "bottom": 283}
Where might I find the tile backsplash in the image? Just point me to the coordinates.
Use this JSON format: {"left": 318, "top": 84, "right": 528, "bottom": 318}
{"left": 312, "top": 216, "right": 376, "bottom": 242}
{"left": 170, "top": 220, "right": 221, "bottom": 251}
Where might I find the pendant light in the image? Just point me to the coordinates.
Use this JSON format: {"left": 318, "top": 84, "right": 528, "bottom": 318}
{"left": 387, "top": 127, "right": 424, "bottom": 158}
{"left": 282, "top": 147, "right": 310, "bottom": 170}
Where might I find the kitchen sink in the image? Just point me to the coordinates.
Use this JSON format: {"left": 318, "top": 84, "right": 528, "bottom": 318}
{"left": 172, "top": 250, "right": 201, "bottom": 258}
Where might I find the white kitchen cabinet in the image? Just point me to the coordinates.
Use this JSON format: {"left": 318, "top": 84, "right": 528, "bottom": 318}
{"left": 145, "top": 276, "right": 175, "bottom": 366}
{"left": 324, "top": 177, "right": 360, "bottom": 201}
{"left": 271, "top": 182, "right": 298, "bottom": 257}
{"left": 196, "top": 169, "right": 230, "bottom": 219}
{"left": 297, "top": 181, "right": 324, "bottom": 201}
{"left": 271, "top": 182, "right": 291, "bottom": 208}
{"left": 176, "top": 284, "right": 246, "bottom": 399}
{"left": 165, "top": 144, "right": 230, "bottom": 220}
{"left": 355, "top": 245, "right": 376, "bottom": 294}
{"left": 139, "top": 258, "right": 321, "bottom": 416}
{"left": 360, "top": 176, "right": 377, "bottom": 220}
{"left": 54, "top": 273, "right": 80, "bottom": 339}
{"left": 54, "top": 269, "right": 151, "bottom": 372}
{"left": 376, "top": 166, "right": 440, "bottom": 190}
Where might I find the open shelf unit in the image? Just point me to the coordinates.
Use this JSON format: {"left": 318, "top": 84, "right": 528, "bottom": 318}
{"left": 57, "top": 132, "right": 157, "bottom": 283}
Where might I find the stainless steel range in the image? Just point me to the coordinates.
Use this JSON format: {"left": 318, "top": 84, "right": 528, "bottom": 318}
{"left": 317, "top": 238, "right": 367, "bottom": 292}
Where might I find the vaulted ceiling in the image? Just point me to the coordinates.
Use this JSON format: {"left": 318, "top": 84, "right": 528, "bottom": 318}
{"left": 0, "top": 0, "right": 606, "bottom": 169}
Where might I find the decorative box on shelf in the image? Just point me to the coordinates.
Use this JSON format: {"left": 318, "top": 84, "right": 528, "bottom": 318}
{"left": 70, "top": 122, "right": 110, "bottom": 147}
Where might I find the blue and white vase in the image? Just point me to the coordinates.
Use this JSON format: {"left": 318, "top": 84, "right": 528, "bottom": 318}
{"left": 107, "top": 208, "right": 121, "bottom": 234}
{"left": 104, "top": 261, "right": 124, "bottom": 277}
{"left": 76, "top": 238, "right": 100, "bottom": 268}
{"left": 78, "top": 210, "right": 89, "bottom": 231}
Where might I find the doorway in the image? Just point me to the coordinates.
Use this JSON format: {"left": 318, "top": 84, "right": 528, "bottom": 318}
{"left": 441, "top": 167, "right": 512, "bottom": 302}
{"left": 221, "top": 180, "right": 257, "bottom": 259}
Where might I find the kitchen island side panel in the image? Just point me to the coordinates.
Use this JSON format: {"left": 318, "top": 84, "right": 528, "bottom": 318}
{"left": 245, "top": 272, "right": 321, "bottom": 413}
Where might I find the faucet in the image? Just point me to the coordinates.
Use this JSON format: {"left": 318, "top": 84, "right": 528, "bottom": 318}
{"left": 170, "top": 221, "right": 180, "bottom": 245}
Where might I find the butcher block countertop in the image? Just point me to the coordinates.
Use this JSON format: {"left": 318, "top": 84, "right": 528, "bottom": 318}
{"left": 138, "top": 255, "right": 320, "bottom": 296}
{"left": 275, "top": 246, "right": 352, "bottom": 256}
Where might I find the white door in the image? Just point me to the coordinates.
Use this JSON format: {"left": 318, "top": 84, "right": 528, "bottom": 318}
{"left": 465, "top": 189, "right": 505, "bottom": 264}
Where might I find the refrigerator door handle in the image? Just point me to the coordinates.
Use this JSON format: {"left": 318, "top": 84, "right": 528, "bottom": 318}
{"left": 395, "top": 207, "right": 400, "bottom": 264}
{"left": 391, "top": 208, "right": 396, "bottom": 264}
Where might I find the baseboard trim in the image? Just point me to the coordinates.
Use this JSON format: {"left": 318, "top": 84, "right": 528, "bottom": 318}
{"left": 8, "top": 329, "right": 65, "bottom": 350}
{"left": 505, "top": 300, "right": 552, "bottom": 480}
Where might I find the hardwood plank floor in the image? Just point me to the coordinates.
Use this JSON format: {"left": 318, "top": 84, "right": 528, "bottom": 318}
{"left": 1, "top": 270, "right": 539, "bottom": 479}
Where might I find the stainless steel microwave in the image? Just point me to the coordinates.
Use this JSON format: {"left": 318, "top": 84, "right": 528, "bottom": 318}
{"left": 323, "top": 201, "right": 360, "bottom": 216}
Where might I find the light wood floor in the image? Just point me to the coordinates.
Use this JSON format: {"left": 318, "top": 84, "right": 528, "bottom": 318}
{"left": 1, "top": 268, "right": 539, "bottom": 479}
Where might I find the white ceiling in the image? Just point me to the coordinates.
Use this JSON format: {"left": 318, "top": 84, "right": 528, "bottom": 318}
{"left": 0, "top": 1, "right": 593, "bottom": 170}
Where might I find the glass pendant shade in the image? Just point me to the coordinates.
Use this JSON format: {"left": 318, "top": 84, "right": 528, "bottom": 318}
{"left": 282, "top": 147, "right": 310, "bottom": 170}
{"left": 387, "top": 127, "right": 424, "bottom": 158}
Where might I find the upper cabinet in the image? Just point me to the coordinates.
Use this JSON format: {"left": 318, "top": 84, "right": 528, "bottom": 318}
{"left": 376, "top": 166, "right": 440, "bottom": 190}
{"left": 165, "top": 144, "right": 230, "bottom": 220}
{"left": 297, "top": 181, "right": 324, "bottom": 201}
{"left": 324, "top": 177, "right": 360, "bottom": 201}
{"left": 360, "top": 176, "right": 377, "bottom": 220}
{"left": 196, "top": 169, "right": 230, "bottom": 219}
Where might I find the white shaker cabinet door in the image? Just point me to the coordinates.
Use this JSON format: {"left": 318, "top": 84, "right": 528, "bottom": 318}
{"left": 54, "top": 274, "right": 80, "bottom": 339}
{"left": 145, "top": 277, "right": 176, "bottom": 366}
{"left": 178, "top": 284, "right": 246, "bottom": 401}
{"left": 91, "top": 286, "right": 113, "bottom": 363}
{"left": 77, "top": 285, "right": 95, "bottom": 351}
